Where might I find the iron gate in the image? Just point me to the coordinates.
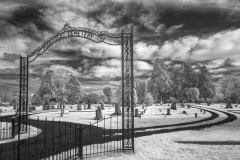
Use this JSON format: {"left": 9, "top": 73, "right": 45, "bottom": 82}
{"left": 7, "top": 23, "right": 135, "bottom": 159}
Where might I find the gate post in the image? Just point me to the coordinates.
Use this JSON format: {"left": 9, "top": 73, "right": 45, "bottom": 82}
{"left": 121, "top": 28, "right": 134, "bottom": 152}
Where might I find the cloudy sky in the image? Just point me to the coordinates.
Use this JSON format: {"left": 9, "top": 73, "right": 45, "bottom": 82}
{"left": 1, "top": 0, "right": 240, "bottom": 94}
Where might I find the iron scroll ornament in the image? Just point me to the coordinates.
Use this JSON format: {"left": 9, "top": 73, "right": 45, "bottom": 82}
{"left": 28, "top": 22, "right": 122, "bottom": 63}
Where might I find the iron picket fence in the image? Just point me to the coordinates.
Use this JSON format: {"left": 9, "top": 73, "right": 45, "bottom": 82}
{"left": 0, "top": 114, "right": 122, "bottom": 160}
{"left": 0, "top": 117, "right": 82, "bottom": 160}
{"left": 0, "top": 116, "right": 14, "bottom": 140}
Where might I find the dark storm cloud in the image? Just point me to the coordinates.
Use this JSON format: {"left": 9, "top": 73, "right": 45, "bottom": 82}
{"left": 86, "top": 0, "right": 240, "bottom": 42}
{"left": 0, "top": 52, "right": 19, "bottom": 62}
{"left": 0, "top": 2, "right": 54, "bottom": 41}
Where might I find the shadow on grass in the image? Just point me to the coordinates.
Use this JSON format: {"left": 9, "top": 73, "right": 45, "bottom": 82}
{"left": 174, "top": 141, "right": 240, "bottom": 145}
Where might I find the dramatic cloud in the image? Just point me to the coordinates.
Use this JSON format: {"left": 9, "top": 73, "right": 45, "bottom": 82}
{"left": 1, "top": 0, "right": 240, "bottom": 93}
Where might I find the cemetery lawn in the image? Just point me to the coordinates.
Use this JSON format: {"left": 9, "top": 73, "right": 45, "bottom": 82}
{"left": 2, "top": 103, "right": 240, "bottom": 159}
{"left": 86, "top": 104, "right": 240, "bottom": 160}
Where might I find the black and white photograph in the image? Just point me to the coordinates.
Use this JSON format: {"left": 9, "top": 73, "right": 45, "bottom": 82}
{"left": 0, "top": 0, "right": 240, "bottom": 159}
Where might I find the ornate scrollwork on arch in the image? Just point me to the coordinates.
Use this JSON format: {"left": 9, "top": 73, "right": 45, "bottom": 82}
{"left": 28, "top": 23, "right": 121, "bottom": 63}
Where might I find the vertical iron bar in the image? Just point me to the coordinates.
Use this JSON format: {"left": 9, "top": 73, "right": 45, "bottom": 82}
{"left": 14, "top": 140, "right": 16, "bottom": 160}
{"left": 110, "top": 116, "right": 112, "bottom": 152}
{"left": 37, "top": 117, "right": 39, "bottom": 158}
{"left": 90, "top": 122, "right": 91, "bottom": 156}
{"left": 65, "top": 121, "right": 66, "bottom": 158}
{"left": 52, "top": 118, "right": 54, "bottom": 160}
{"left": 121, "top": 30, "right": 125, "bottom": 153}
{"left": 26, "top": 57, "right": 29, "bottom": 132}
{"left": 59, "top": 119, "right": 60, "bottom": 157}
{"left": 75, "top": 124, "right": 77, "bottom": 158}
{"left": 44, "top": 117, "right": 47, "bottom": 159}
{"left": 28, "top": 118, "right": 30, "bottom": 159}
{"left": 85, "top": 139, "right": 87, "bottom": 158}
{"left": 0, "top": 144, "right": 3, "bottom": 159}
{"left": 12, "top": 116, "right": 15, "bottom": 138}
{"left": 93, "top": 138, "right": 94, "bottom": 155}
{"left": 70, "top": 122, "right": 71, "bottom": 159}
{"left": 97, "top": 120, "right": 98, "bottom": 155}
{"left": 80, "top": 127, "right": 83, "bottom": 160}
{"left": 104, "top": 116, "right": 105, "bottom": 154}
{"left": 0, "top": 116, "right": 1, "bottom": 140}
{"left": 66, "top": 130, "right": 69, "bottom": 159}
{"left": 131, "top": 27, "right": 134, "bottom": 152}
{"left": 18, "top": 55, "right": 22, "bottom": 160}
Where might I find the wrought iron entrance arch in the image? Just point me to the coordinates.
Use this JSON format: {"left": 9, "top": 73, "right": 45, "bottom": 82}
{"left": 18, "top": 23, "right": 134, "bottom": 152}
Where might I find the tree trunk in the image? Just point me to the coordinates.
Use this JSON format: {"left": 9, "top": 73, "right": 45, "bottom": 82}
{"left": 63, "top": 103, "right": 65, "bottom": 114}
{"left": 88, "top": 103, "right": 91, "bottom": 109}
{"left": 60, "top": 101, "right": 63, "bottom": 117}
{"left": 159, "top": 92, "right": 162, "bottom": 105}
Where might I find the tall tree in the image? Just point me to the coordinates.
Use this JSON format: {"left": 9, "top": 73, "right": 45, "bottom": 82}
{"left": 198, "top": 66, "right": 216, "bottom": 101}
{"left": 84, "top": 93, "right": 100, "bottom": 109}
{"left": 103, "top": 87, "right": 112, "bottom": 103}
{"left": 171, "top": 68, "right": 185, "bottom": 101}
{"left": 31, "top": 92, "right": 42, "bottom": 105}
{"left": 182, "top": 63, "right": 198, "bottom": 89}
{"left": 135, "top": 81, "right": 147, "bottom": 104}
{"left": 220, "top": 76, "right": 240, "bottom": 100}
{"left": 148, "top": 58, "right": 172, "bottom": 104}
{"left": 189, "top": 87, "right": 200, "bottom": 102}
{"left": 99, "top": 94, "right": 107, "bottom": 103}
{"left": 66, "top": 74, "right": 83, "bottom": 104}
{"left": 39, "top": 67, "right": 82, "bottom": 116}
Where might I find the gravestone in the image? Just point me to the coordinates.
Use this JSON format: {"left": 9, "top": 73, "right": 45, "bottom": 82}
{"left": 135, "top": 108, "right": 138, "bottom": 117}
{"left": 225, "top": 99, "right": 233, "bottom": 108}
{"left": 77, "top": 103, "right": 82, "bottom": 110}
{"left": 195, "top": 113, "right": 197, "bottom": 118}
{"left": 94, "top": 109, "right": 99, "bottom": 120}
{"left": 94, "top": 107, "right": 103, "bottom": 120}
{"left": 114, "top": 103, "right": 121, "bottom": 115}
{"left": 166, "top": 108, "right": 171, "bottom": 115}
{"left": 0, "top": 109, "right": 2, "bottom": 113}
{"left": 187, "top": 104, "right": 190, "bottom": 109}
{"left": 98, "top": 107, "right": 103, "bottom": 118}
{"left": 101, "top": 102, "right": 104, "bottom": 110}
{"left": 207, "top": 102, "right": 211, "bottom": 106}
{"left": 170, "top": 102, "right": 177, "bottom": 110}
